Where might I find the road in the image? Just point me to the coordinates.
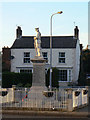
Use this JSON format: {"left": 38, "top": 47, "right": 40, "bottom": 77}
{"left": 1, "top": 106, "right": 90, "bottom": 120}
{"left": 1, "top": 113, "right": 90, "bottom": 120}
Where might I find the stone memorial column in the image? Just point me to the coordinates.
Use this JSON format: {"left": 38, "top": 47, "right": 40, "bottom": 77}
{"left": 31, "top": 56, "right": 47, "bottom": 90}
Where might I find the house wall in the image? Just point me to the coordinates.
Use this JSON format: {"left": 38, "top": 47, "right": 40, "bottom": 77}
{"left": 52, "top": 49, "right": 75, "bottom": 68}
{"left": 11, "top": 47, "right": 80, "bottom": 84}
{"left": 75, "top": 40, "right": 80, "bottom": 82}
{"left": 11, "top": 49, "right": 34, "bottom": 72}
{"left": 11, "top": 49, "right": 50, "bottom": 72}
{"left": 52, "top": 48, "right": 76, "bottom": 86}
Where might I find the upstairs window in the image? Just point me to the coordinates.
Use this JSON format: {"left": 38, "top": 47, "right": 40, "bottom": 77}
{"left": 42, "top": 52, "right": 48, "bottom": 63}
{"left": 23, "top": 52, "right": 30, "bottom": 63}
{"left": 59, "top": 52, "right": 65, "bottom": 63}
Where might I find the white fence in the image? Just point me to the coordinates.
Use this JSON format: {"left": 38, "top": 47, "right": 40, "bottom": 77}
{"left": 0, "top": 88, "right": 14, "bottom": 103}
{"left": 12, "top": 88, "right": 68, "bottom": 110}
{"left": 0, "top": 86, "right": 88, "bottom": 111}
{"left": 73, "top": 88, "right": 88, "bottom": 108}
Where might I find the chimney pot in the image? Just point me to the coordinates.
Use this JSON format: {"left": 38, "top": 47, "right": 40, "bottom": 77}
{"left": 74, "top": 26, "right": 79, "bottom": 39}
{"left": 16, "top": 26, "right": 22, "bottom": 39}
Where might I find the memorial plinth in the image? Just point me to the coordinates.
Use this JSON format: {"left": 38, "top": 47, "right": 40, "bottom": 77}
{"left": 31, "top": 56, "right": 46, "bottom": 87}
{"left": 28, "top": 56, "right": 47, "bottom": 100}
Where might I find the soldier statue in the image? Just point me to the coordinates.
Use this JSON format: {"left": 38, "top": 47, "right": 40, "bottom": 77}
{"left": 34, "top": 28, "right": 41, "bottom": 57}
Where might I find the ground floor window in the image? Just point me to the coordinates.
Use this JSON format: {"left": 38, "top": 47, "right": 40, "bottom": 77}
{"left": 69, "top": 70, "right": 71, "bottom": 81}
{"left": 59, "top": 69, "right": 72, "bottom": 82}
{"left": 59, "top": 70, "right": 67, "bottom": 81}
{"left": 20, "top": 69, "right": 32, "bottom": 73}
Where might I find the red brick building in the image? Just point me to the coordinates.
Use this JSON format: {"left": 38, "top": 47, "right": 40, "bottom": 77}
{"left": 2, "top": 47, "right": 11, "bottom": 71}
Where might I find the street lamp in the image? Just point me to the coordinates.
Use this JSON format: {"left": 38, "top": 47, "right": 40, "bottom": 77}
{"left": 49, "top": 11, "right": 63, "bottom": 90}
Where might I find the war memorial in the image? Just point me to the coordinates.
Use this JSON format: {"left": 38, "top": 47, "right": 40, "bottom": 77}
{"left": 0, "top": 28, "right": 88, "bottom": 112}
{"left": 28, "top": 28, "right": 55, "bottom": 108}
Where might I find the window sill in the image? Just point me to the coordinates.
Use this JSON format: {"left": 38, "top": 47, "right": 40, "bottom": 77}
{"left": 58, "top": 63, "right": 67, "bottom": 65}
{"left": 23, "top": 63, "right": 31, "bottom": 64}
{"left": 58, "top": 81, "right": 72, "bottom": 82}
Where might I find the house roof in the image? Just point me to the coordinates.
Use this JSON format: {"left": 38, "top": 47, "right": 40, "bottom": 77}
{"left": 11, "top": 36, "right": 77, "bottom": 49}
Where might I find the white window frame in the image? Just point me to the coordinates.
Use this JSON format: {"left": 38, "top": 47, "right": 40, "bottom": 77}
{"left": 68, "top": 70, "right": 72, "bottom": 82}
{"left": 20, "top": 69, "right": 32, "bottom": 73}
{"left": 59, "top": 69, "right": 72, "bottom": 82}
{"left": 59, "top": 52, "right": 65, "bottom": 63}
{"left": 59, "top": 70, "right": 67, "bottom": 82}
{"left": 23, "top": 52, "right": 30, "bottom": 63}
{"left": 42, "top": 52, "right": 48, "bottom": 63}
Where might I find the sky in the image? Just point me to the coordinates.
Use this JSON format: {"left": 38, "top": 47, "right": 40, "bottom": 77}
{"left": 0, "top": 1, "right": 89, "bottom": 50}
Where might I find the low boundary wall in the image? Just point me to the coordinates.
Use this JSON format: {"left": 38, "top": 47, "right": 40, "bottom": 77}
{"left": 0, "top": 86, "right": 88, "bottom": 111}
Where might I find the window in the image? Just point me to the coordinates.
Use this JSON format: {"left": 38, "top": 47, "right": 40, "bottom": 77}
{"left": 23, "top": 52, "right": 30, "bottom": 63}
{"left": 59, "top": 70, "right": 67, "bottom": 81}
{"left": 69, "top": 70, "right": 71, "bottom": 81}
{"left": 45, "top": 69, "right": 48, "bottom": 73}
{"left": 59, "top": 69, "right": 72, "bottom": 82}
{"left": 20, "top": 69, "right": 32, "bottom": 73}
{"left": 42, "top": 52, "right": 48, "bottom": 63}
{"left": 59, "top": 52, "right": 65, "bottom": 63}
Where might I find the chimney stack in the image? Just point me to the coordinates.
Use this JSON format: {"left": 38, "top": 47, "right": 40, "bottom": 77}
{"left": 16, "top": 26, "right": 22, "bottom": 39}
{"left": 74, "top": 26, "right": 79, "bottom": 39}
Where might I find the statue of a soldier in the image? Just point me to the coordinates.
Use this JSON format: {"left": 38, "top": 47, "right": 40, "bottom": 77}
{"left": 34, "top": 28, "right": 41, "bottom": 57}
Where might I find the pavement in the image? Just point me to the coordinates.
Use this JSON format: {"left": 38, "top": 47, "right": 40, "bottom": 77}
{"left": 1, "top": 106, "right": 90, "bottom": 120}
{"left": 1, "top": 105, "right": 90, "bottom": 118}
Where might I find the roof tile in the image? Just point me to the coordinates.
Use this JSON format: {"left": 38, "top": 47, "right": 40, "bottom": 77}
{"left": 11, "top": 36, "right": 77, "bottom": 49}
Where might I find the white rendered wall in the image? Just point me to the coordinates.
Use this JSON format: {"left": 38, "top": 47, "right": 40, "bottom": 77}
{"left": 52, "top": 48, "right": 76, "bottom": 83}
{"left": 11, "top": 49, "right": 50, "bottom": 72}
{"left": 11, "top": 49, "right": 35, "bottom": 72}
{"left": 52, "top": 49, "right": 75, "bottom": 68}
{"left": 11, "top": 47, "right": 80, "bottom": 83}
{"left": 75, "top": 40, "right": 80, "bottom": 82}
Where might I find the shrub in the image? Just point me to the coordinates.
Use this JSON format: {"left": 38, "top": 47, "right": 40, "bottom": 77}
{"left": 46, "top": 67, "right": 59, "bottom": 88}
{"left": 2, "top": 72, "right": 32, "bottom": 88}
{"left": 24, "top": 83, "right": 32, "bottom": 88}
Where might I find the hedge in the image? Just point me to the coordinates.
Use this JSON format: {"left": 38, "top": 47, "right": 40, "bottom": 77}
{"left": 2, "top": 67, "right": 59, "bottom": 88}
{"left": 2, "top": 72, "right": 32, "bottom": 88}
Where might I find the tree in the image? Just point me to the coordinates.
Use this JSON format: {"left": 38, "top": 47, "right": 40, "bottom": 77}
{"left": 83, "top": 49, "right": 90, "bottom": 74}
{"left": 78, "top": 49, "right": 90, "bottom": 86}
{"left": 46, "top": 67, "right": 59, "bottom": 88}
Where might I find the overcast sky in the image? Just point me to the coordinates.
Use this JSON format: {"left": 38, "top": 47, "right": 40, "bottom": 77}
{"left": 0, "top": 1, "right": 89, "bottom": 50}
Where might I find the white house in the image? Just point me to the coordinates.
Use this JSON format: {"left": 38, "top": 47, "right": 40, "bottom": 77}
{"left": 11, "top": 26, "right": 80, "bottom": 86}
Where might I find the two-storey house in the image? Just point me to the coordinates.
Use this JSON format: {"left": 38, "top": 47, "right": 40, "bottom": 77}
{"left": 11, "top": 26, "right": 80, "bottom": 86}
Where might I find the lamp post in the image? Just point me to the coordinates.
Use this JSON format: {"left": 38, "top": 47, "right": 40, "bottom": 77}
{"left": 49, "top": 11, "right": 63, "bottom": 90}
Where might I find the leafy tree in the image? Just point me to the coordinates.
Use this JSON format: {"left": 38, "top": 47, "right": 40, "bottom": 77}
{"left": 78, "top": 49, "right": 90, "bottom": 86}
{"left": 82, "top": 49, "right": 90, "bottom": 73}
